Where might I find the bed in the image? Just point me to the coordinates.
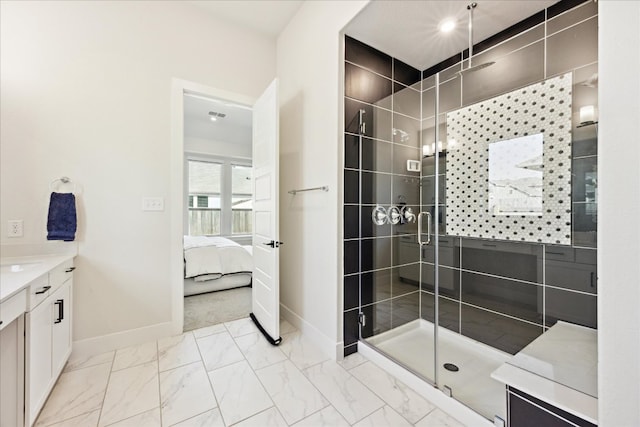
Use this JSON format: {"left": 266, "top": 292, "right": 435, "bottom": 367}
{"left": 183, "top": 235, "right": 253, "bottom": 296}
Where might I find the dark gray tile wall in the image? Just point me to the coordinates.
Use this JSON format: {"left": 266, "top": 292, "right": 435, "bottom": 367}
{"left": 343, "top": 0, "right": 598, "bottom": 357}
{"left": 420, "top": 0, "right": 598, "bottom": 354}
{"left": 343, "top": 35, "right": 422, "bottom": 356}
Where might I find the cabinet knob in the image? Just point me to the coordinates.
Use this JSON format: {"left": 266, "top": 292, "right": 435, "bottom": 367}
{"left": 35, "top": 285, "right": 52, "bottom": 295}
{"left": 65, "top": 267, "right": 76, "bottom": 273}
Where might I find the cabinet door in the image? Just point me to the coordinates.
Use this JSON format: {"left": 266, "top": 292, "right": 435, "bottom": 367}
{"left": 1, "top": 316, "right": 24, "bottom": 427}
{"left": 508, "top": 388, "right": 596, "bottom": 427}
{"left": 26, "top": 299, "right": 53, "bottom": 424}
{"left": 51, "top": 278, "right": 72, "bottom": 377}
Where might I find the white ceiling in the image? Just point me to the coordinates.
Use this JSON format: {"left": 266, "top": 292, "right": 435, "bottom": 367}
{"left": 182, "top": 1, "right": 560, "bottom": 143}
{"left": 186, "top": 1, "right": 558, "bottom": 72}
{"left": 183, "top": 94, "right": 252, "bottom": 144}
{"left": 186, "top": 0, "right": 303, "bottom": 38}
{"left": 345, "top": 1, "right": 557, "bottom": 71}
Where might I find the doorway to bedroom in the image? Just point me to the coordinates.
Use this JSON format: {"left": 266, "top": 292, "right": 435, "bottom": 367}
{"left": 182, "top": 92, "right": 254, "bottom": 331}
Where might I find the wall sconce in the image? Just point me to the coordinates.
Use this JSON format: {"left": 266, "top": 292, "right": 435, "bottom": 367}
{"left": 422, "top": 141, "right": 445, "bottom": 157}
{"left": 578, "top": 105, "right": 598, "bottom": 127}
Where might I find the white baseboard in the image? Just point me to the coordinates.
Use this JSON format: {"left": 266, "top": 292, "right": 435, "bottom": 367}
{"left": 358, "top": 343, "right": 493, "bottom": 427}
{"left": 335, "top": 341, "right": 345, "bottom": 361}
{"left": 72, "top": 321, "right": 176, "bottom": 358}
{"left": 279, "top": 303, "right": 337, "bottom": 361}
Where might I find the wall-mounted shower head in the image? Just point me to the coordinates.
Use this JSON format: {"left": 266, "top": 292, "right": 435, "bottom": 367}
{"left": 459, "top": 2, "right": 495, "bottom": 75}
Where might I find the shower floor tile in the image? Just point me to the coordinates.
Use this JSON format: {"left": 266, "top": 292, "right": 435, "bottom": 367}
{"left": 366, "top": 319, "right": 509, "bottom": 420}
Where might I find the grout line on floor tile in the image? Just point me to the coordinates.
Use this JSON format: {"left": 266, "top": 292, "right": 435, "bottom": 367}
{"left": 226, "top": 405, "right": 277, "bottom": 427}
{"left": 287, "top": 361, "right": 337, "bottom": 421}
{"left": 101, "top": 407, "right": 160, "bottom": 427}
{"left": 348, "top": 361, "right": 425, "bottom": 426}
{"left": 155, "top": 339, "right": 163, "bottom": 427}
{"left": 96, "top": 351, "right": 117, "bottom": 427}
{"left": 32, "top": 369, "right": 81, "bottom": 426}
{"left": 168, "top": 407, "right": 215, "bottom": 427}
{"left": 194, "top": 329, "right": 226, "bottom": 426}
{"left": 232, "top": 332, "right": 282, "bottom": 426}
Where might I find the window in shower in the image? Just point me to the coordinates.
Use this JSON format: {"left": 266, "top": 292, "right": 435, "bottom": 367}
{"left": 488, "top": 133, "right": 543, "bottom": 216}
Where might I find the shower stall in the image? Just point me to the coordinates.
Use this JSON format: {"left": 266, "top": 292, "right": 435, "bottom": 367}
{"left": 342, "top": 0, "right": 599, "bottom": 422}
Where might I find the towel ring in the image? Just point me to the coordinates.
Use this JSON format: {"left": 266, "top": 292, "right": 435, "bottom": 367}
{"left": 50, "top": 176, "right": 76, "bottom": 194}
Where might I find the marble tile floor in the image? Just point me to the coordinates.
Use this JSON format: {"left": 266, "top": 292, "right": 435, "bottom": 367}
{"left": 35, "top": 317, "right": 466, "bottom": 427}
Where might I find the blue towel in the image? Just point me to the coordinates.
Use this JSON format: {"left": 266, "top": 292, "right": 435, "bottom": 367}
{"left": 47, "top": 192, "right": 77, "bottom": 241}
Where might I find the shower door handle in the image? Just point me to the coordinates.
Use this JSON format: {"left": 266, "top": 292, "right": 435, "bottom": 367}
{"left": 417, "top": 212, "right": 432, "bottom": 246}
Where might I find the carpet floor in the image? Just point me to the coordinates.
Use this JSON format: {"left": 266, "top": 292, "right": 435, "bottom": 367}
{"left": 183, "top": 286, "right": 252, "bottom": 332}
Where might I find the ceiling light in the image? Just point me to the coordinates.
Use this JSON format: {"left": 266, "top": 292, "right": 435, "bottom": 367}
{"left": 438, "top": 18, "right": 457, "bottom": 33}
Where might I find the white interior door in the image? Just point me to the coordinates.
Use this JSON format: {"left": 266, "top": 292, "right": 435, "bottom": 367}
{"left": 251, "top": 79, "right": 280, "bottom": 343}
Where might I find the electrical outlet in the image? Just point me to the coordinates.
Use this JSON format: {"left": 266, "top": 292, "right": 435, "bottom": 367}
{"left": 8, "top": 220, "right": 23, "bottom": 237}
{"left": 142, "top": 197, "right": 164, "bottom": 211}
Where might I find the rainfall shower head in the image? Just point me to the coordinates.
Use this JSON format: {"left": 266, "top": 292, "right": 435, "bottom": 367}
{"left": 461, "top": 61, "right": 495, "bottom": 74}
{"left": 459, "top": 2, "right": 495, "bottom": 75}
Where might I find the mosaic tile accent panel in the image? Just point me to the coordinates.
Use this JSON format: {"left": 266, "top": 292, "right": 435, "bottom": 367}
{"left": 446, "top": 73, "right": 572, "bottom": 244}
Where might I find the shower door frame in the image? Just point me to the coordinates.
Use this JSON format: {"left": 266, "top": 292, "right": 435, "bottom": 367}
{"left": 356, "top": 73, "right": 445, "bottom": 391}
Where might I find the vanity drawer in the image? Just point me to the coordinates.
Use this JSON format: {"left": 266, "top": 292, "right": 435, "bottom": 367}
{"left": 27, "top": 275, "right": 51, "bottom": 311}
{"left": 0, "top": 289, "right": 27, "bottom": 331}
{"left": 49, "top": 259, "right": 74, "bottom": 292}
{"left": 545, "top": 246, "right": 575, "bottom": 262}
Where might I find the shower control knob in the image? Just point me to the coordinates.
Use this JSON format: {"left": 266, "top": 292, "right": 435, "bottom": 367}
{"left": 388, "top": 206, "right": 401, "bottom": 225}
{"left": 403, "top": 207, "right": 416, "bottom": 223}
{"left": 372, "top": 206, "right": 387, "bottom": 225}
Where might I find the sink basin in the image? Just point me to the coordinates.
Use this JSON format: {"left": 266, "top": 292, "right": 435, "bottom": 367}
{"left": 0, "top": 262, "right": 42, "bottom": 273}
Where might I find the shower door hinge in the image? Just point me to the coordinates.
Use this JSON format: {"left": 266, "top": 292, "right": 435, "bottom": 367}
{"left": 358, "top": 109, "right": 366, "bottom": 135}
{"left": 442, "top": 385, "right": 453, "bottom": 397}
{"left": 358, "top": 312, "right": 366, "bottom": 327}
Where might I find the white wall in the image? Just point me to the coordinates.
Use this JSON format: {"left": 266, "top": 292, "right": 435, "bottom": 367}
{"left": 184, "top": 136, "right": 251, "bottom": 159}
{"left": 598, "top": 2, "right": 640, "bottom": 426}
{"left": 277, "top": 0, "right": 368, "bottom": 356}
{"left": 0, "top": 1, "right": 275, "bottom": 345}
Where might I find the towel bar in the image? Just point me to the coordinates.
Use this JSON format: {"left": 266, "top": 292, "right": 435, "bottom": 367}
{"left": 288, "top": 185, "right": 329, "bottom": 195}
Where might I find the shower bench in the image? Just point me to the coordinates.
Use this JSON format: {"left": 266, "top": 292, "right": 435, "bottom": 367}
{"left": 491, "top": 321, "right": 597, "bottom": 427}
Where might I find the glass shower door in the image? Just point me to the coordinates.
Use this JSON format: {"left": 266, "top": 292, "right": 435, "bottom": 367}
{"left": 357, "top": 77, "right": 437, "bottom": 387}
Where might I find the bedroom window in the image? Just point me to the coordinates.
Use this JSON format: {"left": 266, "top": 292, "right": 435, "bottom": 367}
{"left": 232, "top": 165, "right": 252, "bottom": 234}
{"left": 187, "top": 158, "right": 253, "bottom": 237}
{"left": 188, "top": 160, "right": 222, "bottom": 236}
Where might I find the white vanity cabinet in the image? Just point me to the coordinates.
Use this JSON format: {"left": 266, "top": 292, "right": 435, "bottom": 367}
{"left": 25, "top": 259, "right": 74, "bottom": 427}
{"left": 1, "top": 293, "right": 26, "bottom": 427}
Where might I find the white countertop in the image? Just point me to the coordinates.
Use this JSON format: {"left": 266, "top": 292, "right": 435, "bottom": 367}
{"left": 491, "top": 321, "right": 598, "bottom": 424}
{"left": 0, "top": 253, "right": 76, "bottom": 303}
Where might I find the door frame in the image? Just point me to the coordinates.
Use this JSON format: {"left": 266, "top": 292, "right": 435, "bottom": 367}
{"left": 170, "top": 79, "right": 256, "bottom": 334}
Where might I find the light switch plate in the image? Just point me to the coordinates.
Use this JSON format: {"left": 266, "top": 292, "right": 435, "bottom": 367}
{"left": 142, "top": 197, "right": 164, "bottom": 211}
